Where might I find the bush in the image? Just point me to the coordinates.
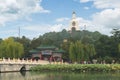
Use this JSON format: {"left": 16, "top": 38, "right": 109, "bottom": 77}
{"left": 30, "top": 64, "right": 120, "bottom": 72}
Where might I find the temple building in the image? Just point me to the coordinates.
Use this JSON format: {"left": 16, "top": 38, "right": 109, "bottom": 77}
{"left": 69, "top": 11, "right": 79, "bottom": 31}
{"left": 29, "top": 45, "right": 64, "bottom": 62}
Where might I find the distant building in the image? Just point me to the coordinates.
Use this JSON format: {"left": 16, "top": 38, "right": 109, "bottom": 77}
{"left": 69, "top": 11, "right": 79, "bottom": 31}
{"left": 29, "top": 45, "right": 64, "bottom": 62}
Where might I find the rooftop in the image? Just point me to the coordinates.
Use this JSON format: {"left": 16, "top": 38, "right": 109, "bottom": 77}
{"left": 37, "top": 45, "right": 56, "bottom": 50}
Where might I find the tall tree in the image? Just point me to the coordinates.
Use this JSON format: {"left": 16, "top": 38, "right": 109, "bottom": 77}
{"left": 61, "top": 39, "right": 70, "bottom": 60}
{"left": 0, "top": 38, "right": 24, "bottom": 58}
{"left": 118, "top": 43, "right": 120, "bottom": 59}
{"left": 14, "top": 36, "right": 31, "bottom": 58}
{"left": 119, "top": 44, "right": 120, "bottom": 53}
{"left": 111, "top": 29, "right": 120, "bottom": 59}
{"left": 69, "top": 42, "right": 77, "bottom": 62}
{"left": 69, "top": 41, "right": 96, "bottom": 62}
{"left": 111, "top": 29, "right": 120, "bottom": 41}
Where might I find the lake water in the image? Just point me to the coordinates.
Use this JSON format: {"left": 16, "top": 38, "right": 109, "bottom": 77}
{"left": 0, "top": 72, "right": 120, "bottom": 80}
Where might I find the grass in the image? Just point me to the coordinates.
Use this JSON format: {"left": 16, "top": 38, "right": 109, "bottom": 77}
{"left": 30, "top": 64, "right": 120, "bottom": 73}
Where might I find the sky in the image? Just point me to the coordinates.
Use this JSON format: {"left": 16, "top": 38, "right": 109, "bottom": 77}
{"left": 0, "top": 0, "right": 120, "bottom": 39}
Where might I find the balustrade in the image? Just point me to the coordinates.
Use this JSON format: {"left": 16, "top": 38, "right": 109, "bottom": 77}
{"left": 0, "top": 58, "right": 49, "bottom": 65}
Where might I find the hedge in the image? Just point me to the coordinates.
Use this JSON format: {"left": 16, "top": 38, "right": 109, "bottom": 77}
{"left": 30, "top": 64, "right": 120, "bottom": 72}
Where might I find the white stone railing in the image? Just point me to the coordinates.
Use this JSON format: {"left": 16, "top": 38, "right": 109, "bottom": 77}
{"left": 0, "top": 58, "right": 49, "bottom": 65}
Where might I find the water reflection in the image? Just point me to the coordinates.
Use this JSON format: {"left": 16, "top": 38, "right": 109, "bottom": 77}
{"left": 0, "top": 72, "right": 120, "bottom": 80}
{"left": 20, "top": 71, "right": 26, "bottom": 77}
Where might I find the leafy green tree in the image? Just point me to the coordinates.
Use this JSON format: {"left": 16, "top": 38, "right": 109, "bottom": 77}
{"left": 69, "top": 42, "right": 77, "bottom": 62}
{"left": 61, "top": 39, "right": 70, "bottom": 60}
{"left": 111, "top": 29, "right": 120, "bottom": 59}
{"left": 118, "top": 43, "right": 120, "bottom": 59}
{"left": 76, "top": 41, "right": 84, "bottom": 61}
{"left": 14, "top": 36, "right": 31, "bottom": 58}
{"left": 119, "top": 44, "right": 120, "bottom": 53}
{"left": 0, "top": 38, "right": 2, "bottom": 43}
{"left": 30, "top": 37, "right": 42, "bottom": 49}
{"left": 89, "top": 44, "right": 96, "bottom": 57}
{"left": 0, "top": 38, "right": 24, "bottom": 58}
{"left": 111, "top": 29, "right": 120, "bottom": 41}
{"left": 69, "top": 41, "right": 96, "bottom": 62}
{"left": 95, "top": 29, "right": 120, "bottom": 61}
{"left": 95, "top": 35, "right": 112, "bottom": 58}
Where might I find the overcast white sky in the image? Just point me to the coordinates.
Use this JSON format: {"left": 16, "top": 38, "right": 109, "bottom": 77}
{"left": 0, "top": 0, "right": 120, "bottom": 39}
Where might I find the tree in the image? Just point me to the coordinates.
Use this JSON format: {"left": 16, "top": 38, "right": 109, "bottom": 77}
{"left": 89, "top": 44, "right": 96, "bottom": 57}
{"left": 111, "top": 29, "right": 120, "bottom": 59}
{"left": 118, "top": 43, "right": 120, "bottom": 59}
{"left": 0, "top": 37, "right": 24, "bottom": 58}
{"left": 69, "top": 41, "right": 96, "bottom": 63}
{"left": 94, "top": 31, "right": 120, "bottom": 61}
{"left": 76, "top": 41, "right": 84, "bottom": 61}
{"left": 61, "top": 39, "right": 70, "bottom": 61}
{"left": 14, "top": 36, "right": 31, "bottom": 58}
{"left": 95, "top": 35, "right": 112, "bottom": 58}
{"left": 111, "top": 29, "right": 120, "bottom": 40}
{"left": 0, "top": 38, "right": 2, "bottom": 43}
{"left": 119, "top": 44, "right": 120, "bottom": 53}
{"left": 69, "top": 42, "right": 77, "bottom": 62}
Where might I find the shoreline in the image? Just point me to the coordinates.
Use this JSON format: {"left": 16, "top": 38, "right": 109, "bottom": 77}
{"left": 30, "top": 64, "right": 120, "bottom": 73}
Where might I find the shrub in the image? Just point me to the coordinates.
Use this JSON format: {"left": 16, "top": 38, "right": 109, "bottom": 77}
{"left": 30, "top": 64, "right": 120, "bottom": 73}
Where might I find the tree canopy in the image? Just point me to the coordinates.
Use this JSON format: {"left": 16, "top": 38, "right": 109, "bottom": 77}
{"left": 0, "top": 28, "right": 120, "bottom": 62}
{"left": 69, "top": 41, "right": 96, "bottom": 62}
{"left": 0, "top": 38, "right": 24, "bottom": 58}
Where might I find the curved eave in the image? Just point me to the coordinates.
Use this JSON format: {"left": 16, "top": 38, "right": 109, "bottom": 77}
{"left": 29, "top": 50, "right": 39, "bottom": 53}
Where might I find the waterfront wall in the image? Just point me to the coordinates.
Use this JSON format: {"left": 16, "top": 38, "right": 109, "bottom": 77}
{"left": 0, "top": 64, "right": 35, "bottom": 72}
{"left": 0, "top": 59, "right": 49, "bottom": 72}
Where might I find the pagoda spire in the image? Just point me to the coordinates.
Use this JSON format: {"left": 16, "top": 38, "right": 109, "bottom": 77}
{"left": 69, "top": 11, "right": 79, "bottom": 31}
{"left": 72, "top": 11, "right": 76, "bottom": 19}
